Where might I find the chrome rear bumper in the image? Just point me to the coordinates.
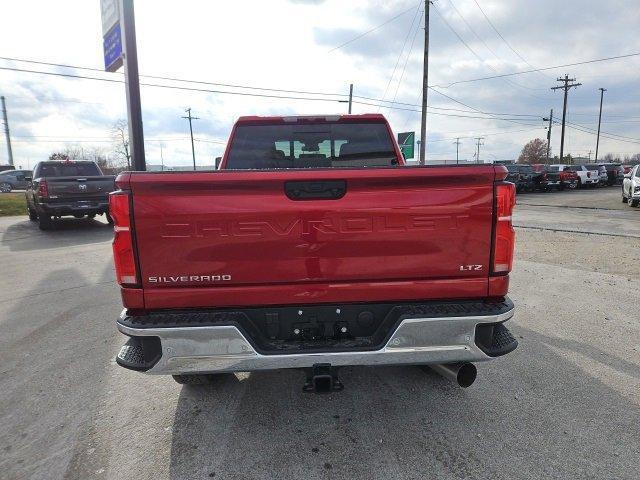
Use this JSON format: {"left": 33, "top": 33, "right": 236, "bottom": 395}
{"left": 116, "top": 307, "right": 516, "bottom": 375}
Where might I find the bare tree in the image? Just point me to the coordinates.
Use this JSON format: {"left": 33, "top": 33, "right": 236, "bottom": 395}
{"left": 518, "top": 138, "right": 549, "bottom": 164}
{"left": 112, "top": 120, "right": 131, "bottom": 169}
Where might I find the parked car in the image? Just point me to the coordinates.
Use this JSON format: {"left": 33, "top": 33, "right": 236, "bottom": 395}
{"left": 565, "top": 165, "right": 599, "bottom": 188}
{"left": 546, "top": 165, "right": 578, "bottom": 190}
{"left": 25, "top": 160, "right": 116, "bottom": 230}
{"left": 598, "top": 163, "right": 624, "bottom": 186}
{"left": 530, "top": 164, "right": 551, "bottom": 191}
{"left": 505, "top": 164, "right": 524, "bottom": 192}
{"left": 622, "top": 164, "right": 640, "bottom": 207}
{"left": 514, "top": 165, "right": 536, "bottom": 192}
{"left": 0, "top": 169, "right": 32, "bottom": 192}
{"left": 111, "top": 114, "right": 518, "bottom": 391}
{"left": 585, "top": 164, "right": 608, "bottom": 186}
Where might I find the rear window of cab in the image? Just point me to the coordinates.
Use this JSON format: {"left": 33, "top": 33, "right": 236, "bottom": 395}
{"left": 226, "top": 122, "right": 398, "bottom": 170}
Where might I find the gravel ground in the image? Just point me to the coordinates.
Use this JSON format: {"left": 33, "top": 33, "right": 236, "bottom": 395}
{"left": 517, "top": 185, "right": 629, "bottom": 211}
{"left": 1, "top": 188, "right": 638, "bottom": 480}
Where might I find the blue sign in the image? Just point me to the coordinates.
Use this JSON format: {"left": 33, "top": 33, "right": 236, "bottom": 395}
{"left": 103, "top": 23, "right": 123, "bottom": 72}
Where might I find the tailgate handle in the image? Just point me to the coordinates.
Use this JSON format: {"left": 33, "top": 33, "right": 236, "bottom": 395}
{"left": 285, "top": 180, "right": 347, "bottom": 200}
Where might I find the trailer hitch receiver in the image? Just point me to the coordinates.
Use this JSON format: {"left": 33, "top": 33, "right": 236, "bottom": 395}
{"left": 303, "top": 364, "right": 344, "bottom": 393}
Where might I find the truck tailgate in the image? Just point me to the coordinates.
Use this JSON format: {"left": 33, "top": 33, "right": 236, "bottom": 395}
{"left": 128, "top": 166, "right": 497, "bottom": 308}
{"left": 45, "top": 176, "right": 115, "bottom": 199}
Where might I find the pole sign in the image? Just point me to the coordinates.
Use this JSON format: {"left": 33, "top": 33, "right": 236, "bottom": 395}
{"left": 101, "top": 0, "right": 123, "bottom": 72}
{"left": 398, "top": 132, "right": 415, "bottom": 160}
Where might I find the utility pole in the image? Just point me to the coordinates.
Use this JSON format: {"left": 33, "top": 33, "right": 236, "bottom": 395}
{"left": 419, "top": 0, "right": 432, "bottom": 166}
{"left": 348, "top": 83, "right": 353, "bottom": 114}
{"left": 595, "top": 87, "right": 607, "bottom": 161}
{"left": 120, "top": 0, "right": 146, "bottom": 171}
{"left": 182, "top": 108, "right": 199, "bottom": 171}
{"left": 453, "top": 138, "right": 461, "bottom": 164}
{"left": 543, "top": 109, "right": 553, "bottom": 162}
{"left": 475, "top": 137, "right": 484, "bottom": 164}
{"left": 551, "top": 75, "right": 581, "bottom": 163}
{"left": 1, "top": 96, "right": 14, "bottom": 166}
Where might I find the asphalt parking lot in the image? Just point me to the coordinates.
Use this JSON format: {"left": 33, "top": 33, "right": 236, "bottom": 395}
{"left": 1, "top": 187, "right": 638, "bottom": 480}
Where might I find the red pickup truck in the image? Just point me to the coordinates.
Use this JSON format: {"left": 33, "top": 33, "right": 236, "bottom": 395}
{"left": 112, "top": 114, "right": 517, "bottom": 392}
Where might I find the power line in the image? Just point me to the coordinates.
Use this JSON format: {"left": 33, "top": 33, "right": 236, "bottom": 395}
{"left": 390, "top": 12, "right": 424, "bottom": 106}
{"left": 433, "top": 52, "right": 640, "bottom": 88}
{"left": 379, "top": 4, "right": 423, "bottom": 107}
{"left": 352, "top": 100, "right": 539, "bottom": 122}
{"left": 328, "top": 3, "right": 421, "bottom": 53}
{"left": 553, "top": 120, "right": 640, "bottom": 145}
{"left": 431, "top": 3, "right": 547, "bottom": 101}
{"left": 0, "top": 64, "right": 547, "bottom": 123}
{"left": 471, "top": 0, "right": 552, "bottom": 81}
{"left": 2, "top": 54, "right": 614, "bottom": 125}
{"left": 355, "top": 94, "right": 541, "bottom": 116}
{"left": 445, "top": 0, "right": 548, "bottom": 95}
{"left": 0, "top": 65, "right": 346, "bottom": 102}
{"left": 0, "top": 56, "right": 345, "bottom": 98}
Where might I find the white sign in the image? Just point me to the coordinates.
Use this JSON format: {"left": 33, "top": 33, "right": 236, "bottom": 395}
{"left": 101, "top": 0, "right": 120, "bottom": 36}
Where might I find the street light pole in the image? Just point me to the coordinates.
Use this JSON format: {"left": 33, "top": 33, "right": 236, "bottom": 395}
{"left": 1, "top": 96, "right": 14, "bottom": 166}
{"left": 595, "top": 87, "right": 607, "bottom": 162}
{"left": 453, "top": 138, "right": 461, "bottom": 165}
{"left": 119, "top": 0, "right": 146, "bottom": 171}
{"left": 544, "top": 109, "right": 553, "bottom": 162}
{"left": 182, "top": 108, "right": 199, "bottom": 171}
{"left": 419, "top": 0, "right": 431, "bottom": 166}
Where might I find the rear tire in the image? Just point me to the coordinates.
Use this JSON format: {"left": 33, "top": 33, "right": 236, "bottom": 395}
{"left": 105, "top": 212, "right": 114, "bottom": 224}
{"left": 172, "top": 374, "right": 220, "bottom": 386}
{"left": 0, "top": 182, "right": 11, "bottom": 193}
{"left": 631, "top": 199, "right": 640, "bottom": 208}
{"left": 28, "top": 207, "right": 38, "bottom": 221}
{"left": 38, "top": 214, "right": 53, "bottom": 231}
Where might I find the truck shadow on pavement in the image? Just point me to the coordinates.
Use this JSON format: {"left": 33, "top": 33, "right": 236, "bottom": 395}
{"left": 1, "top": 217, "right": 113, "bottom": 252}
{"left": 168, "top": 325, "right": 639, "bottom": 480}
{"left": 0, "top": 263, "right": 121, "bottom": 480}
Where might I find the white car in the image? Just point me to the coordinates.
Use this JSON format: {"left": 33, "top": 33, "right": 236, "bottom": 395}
{"left": 566, "top": 165, "right": 600, "bottom": 188}
{"left": 622, "top": 165, "right": 640, "bottom": 207}
{"left": 586, "top": 165, "right": 608, "bottom": 187}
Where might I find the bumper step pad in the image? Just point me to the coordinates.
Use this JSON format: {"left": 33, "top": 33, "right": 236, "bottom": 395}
{"left": 116, "top": 336, "right": 162, "bottom": 371}
{"left": 475, "top": 323, "right": 518, "bottom": 358}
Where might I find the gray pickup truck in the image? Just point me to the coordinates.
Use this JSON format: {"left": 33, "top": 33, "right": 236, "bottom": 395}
{"left": 25, "top": 160, "right": 116, "bottom": 230}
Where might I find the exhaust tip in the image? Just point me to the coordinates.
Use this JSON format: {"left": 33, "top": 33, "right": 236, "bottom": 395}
{"left": 456, "top": 363, "right": 477, "bottom": 388}
{"left": 428, "top": 362, "right": 478, "bottom": 388}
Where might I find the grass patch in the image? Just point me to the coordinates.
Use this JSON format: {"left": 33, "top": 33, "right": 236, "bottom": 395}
{"left": 0, "top": 193, "right": 27, "bottom": 217}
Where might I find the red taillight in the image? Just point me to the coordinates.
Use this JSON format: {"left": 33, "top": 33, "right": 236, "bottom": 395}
{"left": 38, "top": 180, "right": 49, "bottom": 198}
{"left": 109, "top": 191, "right": 139, "bottom": 286}
{"left": 492, "top": 182, "right": 516, "bottom": 275}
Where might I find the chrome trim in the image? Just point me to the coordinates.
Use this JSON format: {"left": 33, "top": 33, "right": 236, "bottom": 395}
{"left": 117, "top": 308, "right": 515, "bottom": 375}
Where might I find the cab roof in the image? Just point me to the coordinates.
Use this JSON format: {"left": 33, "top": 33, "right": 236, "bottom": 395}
{"left": 235, "top": 114, "right": 388, "bottom": 125}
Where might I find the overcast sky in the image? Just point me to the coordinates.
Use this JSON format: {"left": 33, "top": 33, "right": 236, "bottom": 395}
{"left": 0, "top": 0, "right": 639, "bottom": 169}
